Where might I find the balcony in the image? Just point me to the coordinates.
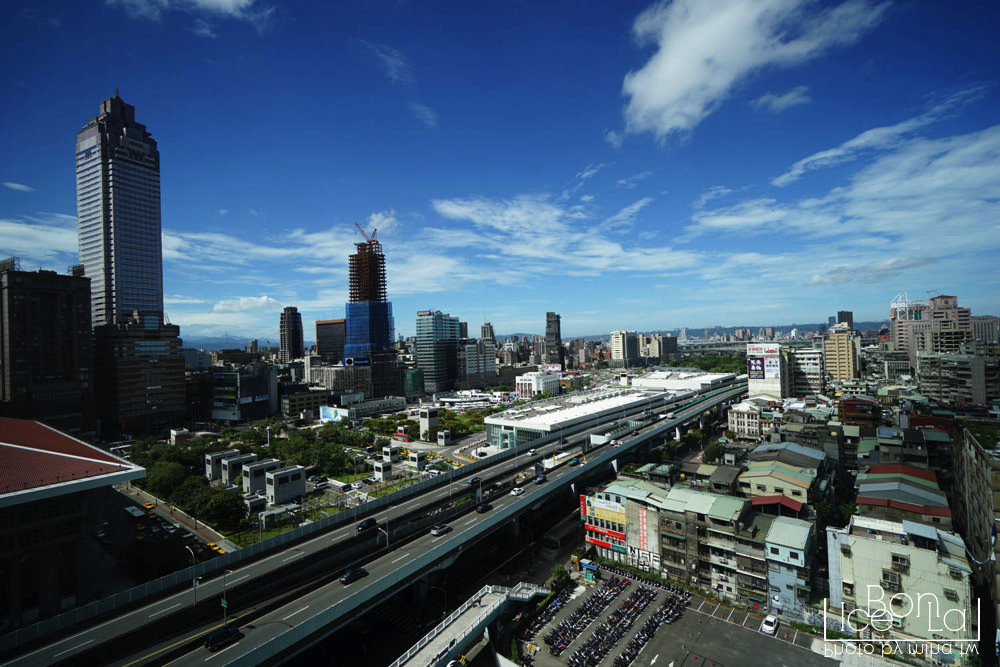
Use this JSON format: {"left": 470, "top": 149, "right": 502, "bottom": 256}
{"left": 736, "top": 543, "right": 765, "bottom": 558}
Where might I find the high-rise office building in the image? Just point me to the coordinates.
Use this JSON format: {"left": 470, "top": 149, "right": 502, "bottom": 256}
{"left": 76, "top": 91, "right": 163, "bottom": 327}
{"left": 836, "top": 311, "right": 854, "bottom": 330}
{"left": 825, "top": 323, "right": 860, "bottom": 382}
{"left": 344, "top": 236, "right": 399, "bottom": 397}
{"left": 0, "top": 259, "right": 95, "bottom": 436}
{"left": 610, "top": 330, "right": 640, "bottom": 367}
{"left": 416, "top": 310, "right": 460, "bottom": 394}
{"left": 481, "top": 321, "right": 496, "bottom": 343}
{"left": 279, "top": 307, "right": 304, "bottom": 362}
{"left": 315, "top": 318, "right": 346, "bottom": 363}
{"left": 544, "top": 312, "right": 563, "bottom": 369}
{"left": 76, "top": 93, "right": 184, "bottom": 438}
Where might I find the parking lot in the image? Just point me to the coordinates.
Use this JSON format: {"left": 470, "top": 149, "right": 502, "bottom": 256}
{"left": 524, "top": 574, "right": 835, "bottom": 667}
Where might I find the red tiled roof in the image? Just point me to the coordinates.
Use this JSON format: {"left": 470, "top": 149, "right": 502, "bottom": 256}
{"left": 0, "top": 417, "right": 134, "bottom": 495}
{"left": 865, "top": 464, "right": 938, "bottom": 483}
{"left": 750, "top": 495, "right": 804, "bottom": 512}
{"left": 855, "top": 495, "right": 952, "bottom": 517}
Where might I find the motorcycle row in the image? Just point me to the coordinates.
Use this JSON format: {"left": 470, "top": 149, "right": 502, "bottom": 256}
{"left": 611, "top": 590, "right": 689, "bottom": 666}
{"left": 522, "top": 587, "right": 574, "bottom": 642}
{"left": 531, "top": 565, "right": 693, "bottom": 667}
{"left": 543, "top": 576, "right": 631, "bottom": 656}
{"left": 566, "top": 584, "right": 657, "bottom": 667}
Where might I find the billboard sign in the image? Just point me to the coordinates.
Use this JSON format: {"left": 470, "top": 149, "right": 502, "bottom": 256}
{"left": 748, "top": 357, "right": 765, "bottom": 380}
{"left": 319, "top": 406, "right": 345, "bottom": 422}
{"left": 747, "top": 343, "right": 780, "bottom": 356}
{"left": 764, "top": 357, "right": 781, "bottom": 380}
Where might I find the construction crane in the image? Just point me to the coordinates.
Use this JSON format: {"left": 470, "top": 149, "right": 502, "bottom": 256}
{"left": 354, "top": 222, "right": 378, "bottom": 244}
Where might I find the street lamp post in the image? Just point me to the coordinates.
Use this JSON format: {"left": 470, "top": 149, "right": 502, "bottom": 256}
{"left": 184, "top": 546, "right": 197, "bottom": 606}
{"left": 222, "top": 569, "right": 233, "bottom": 626}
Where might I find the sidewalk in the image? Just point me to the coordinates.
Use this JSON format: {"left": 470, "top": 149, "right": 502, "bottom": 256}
{"left": 118, "top": 483, "right": 239, "bottom": 552}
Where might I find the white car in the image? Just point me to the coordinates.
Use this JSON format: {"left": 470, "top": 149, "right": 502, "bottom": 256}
{"left": 510, "top": 487, "right": 524, "bottom": 496}
{"left": 761, "top": 614, "right": 779, "bottom": 635}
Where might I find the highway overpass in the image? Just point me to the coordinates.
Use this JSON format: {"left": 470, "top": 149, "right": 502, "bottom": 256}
{"left": 0, "top": 383, "right": 746, "bottom": 667}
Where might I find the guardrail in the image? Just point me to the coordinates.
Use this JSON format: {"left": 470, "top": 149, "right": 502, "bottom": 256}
{"left": 0, "top": 383, "right": 744, "bottom": 655}
{"left": 389, "top": 582, "right": 547, "bottom": 667}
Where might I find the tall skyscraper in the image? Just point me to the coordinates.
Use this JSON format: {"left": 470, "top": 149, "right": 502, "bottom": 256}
{"left": 610, "top": 330, "right": 640, "bottom": 367}
{"left": 416, "top": 310, "right": 460, "bottom": 394}
{"left": 544, "top": 312, "right": 563, "bottom": 369}
{"left": 76, "top": 91, "right": 163, "bottom": 327}
{"left": 837, "top": 310, "right": 854, "bottom": 330}
{"left": 344, "top": 234, "right": 400, "bottom": 397}
{"left": 279, "top": 306, "right": 304, "bottom": 362}
{"left": 481, "top": 321, "right": 496, "bottom": 343}
{"left": 76, "top": 93, "right": 184, "bottom": 438}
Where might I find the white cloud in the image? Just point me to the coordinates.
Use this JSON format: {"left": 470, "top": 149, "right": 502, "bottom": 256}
{"left": 3, "top": 182, "right": 34, "bottom": 192}
{"left": 408, "top": 102, "right": 438, "bottom": 127}
{"left": 107, "top": 0, "right": 273, "bottom": 31}
{"left": 217, "top": 208, "right": 228, "bottom": 215}
{"left": 603, "top": 129, "right": 623, "bottom": 148}
{"left": 605, "top": 197, "right": 654, "bottom": 229}
{"left": 430, "top": 193, "right": 699, "bottom": 276}
{"left": 751, "top": 85, "right": 811, "bottom": 113}
{"left": 212, "top": 295, "right": 283, "bottom": 313}
{"left": 248, "top": 208, "right": 263, "bottom": 217}
{"left": 580, "top": 194, "right": 595, "bottom": 202}
{"left": 361, "top": 40, "right": 414, "bottom": 85}
{"left": 189, "top": 18, "right": 217, "bottom": 38}
{"left": 576, "top": 163, "right": 610, "bottom": 181}
{"left": 617, "top": 170, "right": 653, "bottom": 189}
{"left": 366, "top": 209, "right": 402, "bottom": 234}
{"left": 684, "top": 124, "right": 1000, "bottom": 292}
{"left": 164, "top": 294, "right": 210, "bottom": 304}
{"left": 18, "top": 9, "right": 61, "bottom": 27}
{"left": 772, "top": 83, "right": 989, "bottom": 186}
{"left": 0, "top": 212, "right": 77, "bottom": 269}
{"left": 619, "top": 0, "right": 889, "bottom": 142}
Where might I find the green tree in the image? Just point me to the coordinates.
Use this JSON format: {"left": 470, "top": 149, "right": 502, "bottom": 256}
{"left": 145, "top": 461, "right": 187, "bottom": 498}
{"left": 702, "top": 441, "right": 724, "bottom": 464}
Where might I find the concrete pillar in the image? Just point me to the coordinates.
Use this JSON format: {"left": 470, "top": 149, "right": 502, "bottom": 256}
{"left": 38, "top": 548, "right": 59, "bottom": 617}
{"left": 675, "top": 426, "right": 681, "bottom": 441}
{"left": 512, "top": 516, "right": 521, "bottom": 538}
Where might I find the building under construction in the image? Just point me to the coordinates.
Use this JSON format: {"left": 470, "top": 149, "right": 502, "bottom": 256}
{"left": 343, "top": 227, "right": 401, "bottom": 397}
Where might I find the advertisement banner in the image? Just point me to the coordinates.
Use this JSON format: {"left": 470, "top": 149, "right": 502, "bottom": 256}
{"left": 585, "top": 535, "right": 612, "bottom": 549}
{"left": 748, "top": 357, "right": 765, "bottom": 380}
{"left": 580, "top": 495, "right": 587, "bottom": 517}
{"left": 638, "top": 507, "right": 648, "bottom": 552}
{"left": 583, "top": 496, "right": 626, "bottom": 524}
{"left": 585, "top": 524, "right": 626, "bottom": 541}
{"left": 747, "top": 343, "right": 780, "bottom": 356}
{"left": 764, "top": 357, "right": 781, "bottom": 380}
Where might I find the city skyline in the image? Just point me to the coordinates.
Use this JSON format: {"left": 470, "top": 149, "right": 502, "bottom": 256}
{"left": 2, "top": 2, "right": 1000, "bottom": 340}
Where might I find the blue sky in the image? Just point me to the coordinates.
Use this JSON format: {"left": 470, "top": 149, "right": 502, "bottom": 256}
{"left": 2, "top": 1, "right": 999, "bottom": 342}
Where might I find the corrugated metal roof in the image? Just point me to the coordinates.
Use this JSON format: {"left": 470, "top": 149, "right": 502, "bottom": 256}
{"left": 765, "top": 515, "right": 812, "bottom": 548}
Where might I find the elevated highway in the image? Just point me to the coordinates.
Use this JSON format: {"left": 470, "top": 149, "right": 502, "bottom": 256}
{"left": 1, "top": 383, "right": 746, "bottom": 667}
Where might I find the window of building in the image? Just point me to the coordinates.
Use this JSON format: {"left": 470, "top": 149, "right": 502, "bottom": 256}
{"left": 770, "top": 547, "right": 779, "bottom": 555}
{"left": 790, "top": 552, "right": 799, "bottom": 560}
{"left": 843, "top": 582, "right": 854, "bottom": 596}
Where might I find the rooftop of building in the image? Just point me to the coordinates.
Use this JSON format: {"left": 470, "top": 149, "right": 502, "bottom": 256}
{"left": 485, "top": 386, "right": 666, "bottom": 430}
{"left": 0, "top": 417, "right": 145, "bottom": 508}
{"left": 765, "top": 515, "right": 812, "bottom": 549}
{"left": 739, "top": 462, "right": 815, "bottom": 487}
{"left": 749, "top": 441, "right": 826, "bottom": 464}
{"left": 602, "top": 479, "right": 747, "bottom": 521}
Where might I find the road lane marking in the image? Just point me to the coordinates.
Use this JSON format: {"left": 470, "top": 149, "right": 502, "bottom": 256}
{"left": 651, "top": 655, "right": 659, "bottom": 665}
{"left": 464, "top": 518, "right": 477, "bottom": 525}
{"left": 204, "top": 642, "right": 239, "bottom": 660}
{"left": 726, "top": 608, "right": 734, "bottom": 622}
{"left": 52, "top": 639, "right": 94, "bottom": 658}
{"left": 391, "top": 552, "right": 410, "bottom": 563}
{"left": 230, "top": 575, "right": 249, "bottom": 584}
{"left": 283, "top": 552, "right": 303, "bottom": 562}
{"left": 283, "top": 605, "right": 310, "bottom": 621}
{"left": 149, "top": 602, "right": 182, "bottom": 618}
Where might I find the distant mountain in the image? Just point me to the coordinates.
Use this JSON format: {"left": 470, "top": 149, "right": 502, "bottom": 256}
{"left": 496, "top": 320, "right": 889, "bottom": 343}
{"left": 181, "top": 335, "right": 316, "bottom": 351}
